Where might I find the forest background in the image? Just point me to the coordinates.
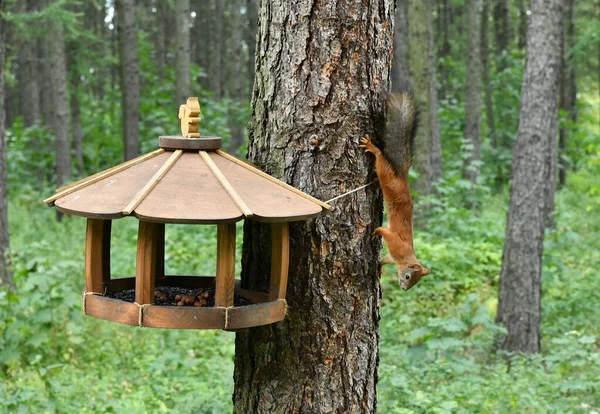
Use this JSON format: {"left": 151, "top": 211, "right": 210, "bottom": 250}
{"left": 0, "top": 0, "right": 599, "bottom": 412}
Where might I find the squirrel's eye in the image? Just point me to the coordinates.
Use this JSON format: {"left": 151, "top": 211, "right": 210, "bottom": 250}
{"left": 404, "top": 273, "right": 411, "bottom": 280}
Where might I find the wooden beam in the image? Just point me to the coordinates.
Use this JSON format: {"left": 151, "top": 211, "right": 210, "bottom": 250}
{"left": 45, "top": 148, "right": 165, "bottom": 205}
{"left": 122, "top": 150, "right": 182, "bottom": 215}
{"left": 269, "top": 222, "right": 290, "bottom": 301}
{"left": 215, "top": 149, "right": 331, "bottom": 210}
{"left": 85, "top": 219, "right": 111, "bottom": 293}
{"left": 135, "top": 221, "right": 161, "bottom": 304}
{"left": 215, "top": 223, "right": 236, "bottom": 307}
{"left": 199, "top": 151, "right": 253, "bottom": 217}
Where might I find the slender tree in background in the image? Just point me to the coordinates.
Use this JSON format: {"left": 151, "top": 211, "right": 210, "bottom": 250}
{"left": 48, "top": 5, "right": 72, "bottom": 194}
{"left": 409, "top": 0, "right": 441, "bottom": 194}
{"left": 116, "top": 0, "right": 140, "bottom": 160}
{"left": 175, "top": 0, "right": 190, "bottom": 105}
{"left": 494, "top": 0, "right": 510, "bottom": 66}
{"left": 227, "top": 0, "right": 245, "bottom": 154}
{"left": 481, "top": 0, "right": 496, "bottom": 146}
{"left": 559, "top": 0, "right": 577, "bottom": 188}
{"left": 464, "top": 0, "right": 483, "bottom": 184}
{"left": 517, "top": 0, "right": 528, "bottom": 50}
{"left": 17, "top": 0, "right": 41, "bottom": 128}
{"left": 0, "top": 0, "right": 12, "bottom": 287}
{"left": 233, "top": 1, "right": 394, "bottom": 411}
{"left": 392, "top": 0, "right": 411, "bottom": 91}
{"left": 245, "top": 0, "right": 258, "bottom": 98}
{"left": 496, "top": 0, "right": 563, "bottom": 353}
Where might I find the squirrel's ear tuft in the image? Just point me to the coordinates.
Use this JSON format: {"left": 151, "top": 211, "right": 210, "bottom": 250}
{"left": 422, "top": 267, "right": 431, "bottom": 276}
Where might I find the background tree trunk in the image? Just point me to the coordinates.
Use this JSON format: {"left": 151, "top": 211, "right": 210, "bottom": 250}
{"left": 48, "top": 11, "right": 72, "bottom": 191}
{"left": 559, "top": 0, "right": 576, "bottom": 188}
{"left": 233, "top": 1, "right": 394, "bottom": 412}
{"left": 517, "top": 0, "right": 528, "bottom": 50}
{"left": 175, "top": 0, "right": 190, "bottom": 105}
{"left": 245, "top": 0, "right": 258, "bottom": 98}
{"left": 463, "top": 0, "right": 483, "bottom": 184}
{"left": 409, "top": 0, "right": 436, "bottom": 194}
{"left": 392, "top": 0, "right": 411, "bottom": 91}
{"left": 17, "top": 1, "right": 40, "bottom": 128}
{"left": 481, "top": 0, "right": 496, "bottom": 147}
{"left": 227, "top": 0, "right": 245, "bottom": 154}
{"left": 496, "top": 0, "right": 563, "bottom": 353}
{"left": 116, "top": 0, "right": 140, "bottom": 161}
{"left": 427, "top": 0, "right": 443, "bottom": 185}
{"left": 0, "top": 0, "right": 12, "bottom": 287}
{"left": 494, "top": 0, "right": 510, "bottom": 66}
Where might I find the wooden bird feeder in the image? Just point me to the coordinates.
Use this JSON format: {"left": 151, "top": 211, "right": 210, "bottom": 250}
{"left": 44, "top": 97, "right": 330, "bottom": 330}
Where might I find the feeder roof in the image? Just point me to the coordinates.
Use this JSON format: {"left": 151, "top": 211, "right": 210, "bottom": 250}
{"left": 44, "top": 148, "right": 330, "bottom": 224}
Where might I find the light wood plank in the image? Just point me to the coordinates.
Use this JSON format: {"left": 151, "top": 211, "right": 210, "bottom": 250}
{"left": 215, "top": 223, "right": 236, "bottom": 307}
{"left": 199, "top": 151, "right": 253, "bottom": 217}
{"left": 122, "top": 150, "right": 182, "bottom": 215}
{"left": 46, "top": 149, "right": 165, "bottom": 205}
{"left": 269, "top": 222, "right": 289, "bottom": 301}
{"left": 215, "top": 149, "right": 331, "bottom": 210}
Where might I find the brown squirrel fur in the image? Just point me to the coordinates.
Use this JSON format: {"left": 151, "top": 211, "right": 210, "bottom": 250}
{"left": 360, "top": 92, "right": 430, "bottom": 290}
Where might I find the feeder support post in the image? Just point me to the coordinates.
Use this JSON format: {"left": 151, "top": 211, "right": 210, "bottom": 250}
{"left": 216, "top": 222, "right": 236, "bottom": 307}
{"left": 85, "top": 219, "right": 112, "bottom": 293}
{"left": 136, "top": 221, "right": 162, "bottom": 304}
{"left": 269, "top": 222, "right": 289, "bottom": 301}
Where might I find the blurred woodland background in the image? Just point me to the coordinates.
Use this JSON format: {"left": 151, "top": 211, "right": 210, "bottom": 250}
{"left": 0, "top": 0, "right": 599, "bottom": 412}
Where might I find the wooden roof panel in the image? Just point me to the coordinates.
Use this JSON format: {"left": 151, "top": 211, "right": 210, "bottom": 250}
{"left": 134, "top": 152, "right": 243, "bottom": 223}
{"left": 55, "top": 152, "right": 172, "bottom": 219}
{"left": 209, "top": 152, "right": 322, "bottom": 222}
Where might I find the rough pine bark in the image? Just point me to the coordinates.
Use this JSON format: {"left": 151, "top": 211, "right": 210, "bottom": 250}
{"left": 558, "top": 0, "right": 576, "bottom": 188}
{"left": 481, "top": 0, "right": 496, "bottom": 146}
{"left": 48, "top": 11, "right": 72, "bottom": 190}
{"left": 496, "top": 0, "right": 563, "bottom": 353}
{"left": 116, "top": 0, "right": 140, "bottom": 160}
{"left": 463, "top": 0, "right": 483, "bottom": 184}
{"left": 392, "top": 0, "right": 411, "bottom": 91}
{"left": 175, "top": 0, "right": 191, "bottom": 105}
{"left": 0, "top": 1, "right": 12, "bottom": 286}
{"left": 409, "top": 0, "right": 437, "bottom": 194}
{"left": 233, "top": 1, "right": 394, "bottom": 412}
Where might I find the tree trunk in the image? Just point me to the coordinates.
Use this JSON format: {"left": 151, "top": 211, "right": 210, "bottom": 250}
{"left": 493, "top": 0, "right": 510, "bottom": 66}
{"left": 227, "top": 0, "right": 245, "bottom": 154}
{"left": 463, "top": 0, "right": 483, "bottom": 184}
{"left": 17, "top": 1, "right": 41, "bottom": 127}
{"left": 517, "top": 0, "right": 528, "bottom": 50}
{"left": 392, "top": 0, "right": 411, "bottom": 91}
{"left": 212, "top": 0, "right": 225, "bottom": 98}
{"left": 232, "top": 1, "right": 394, "bottom": 412}
{"left": 175, "top": 0, "right": 190, "bottom": 105}
{"left": 70, "top": 75, "right": 84, "bottom": 177}
{"left": 558, "top": 0, "right": 576, "bottom": 188}
{"left": 427, "top": 0, "right": 443, "bottom": 185}
{"left": 48, "top": 9, "right": 72, "bottom": 191}
{"left": 409, "top": 0, "right": 437, "bottom": 194}
{"left": 116, "top": 0, "right": 140, "bottom": 161}
{"left": 496, "top": 0, "right": 563, "bottom": 353}
{"left": 481, "top": 0, "right": 496, "bottom": 146}
{"left": 245, "top": 0, "right": 258, "bottom": 98}
{"left": 0, "top": 1, "right": 12, "bottom": 287}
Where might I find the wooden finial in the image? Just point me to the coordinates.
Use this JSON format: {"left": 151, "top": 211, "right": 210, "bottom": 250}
{"left": 178, "top": 97, "right": 202, "bottom": 138}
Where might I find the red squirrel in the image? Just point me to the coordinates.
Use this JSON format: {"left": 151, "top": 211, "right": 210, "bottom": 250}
{"left": 360, "top": 93, "right": 430, "bottom": 290}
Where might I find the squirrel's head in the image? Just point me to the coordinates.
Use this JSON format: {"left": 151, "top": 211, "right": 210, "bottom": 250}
{"left": 397, "top": 262, "right": 430, "bottom": 291}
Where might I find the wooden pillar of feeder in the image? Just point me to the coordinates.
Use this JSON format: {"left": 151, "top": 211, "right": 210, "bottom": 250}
{"left": 269, "top": 222, "right": 289, "bottom": 301}
{"left": 85, "top": 219, "right": 112, "bottom": 294}
{"left": 215, "top": 223, "right": 236, "bottom": 307}
{"left": 135, "top": 221, "right": 162, "bottom": 304}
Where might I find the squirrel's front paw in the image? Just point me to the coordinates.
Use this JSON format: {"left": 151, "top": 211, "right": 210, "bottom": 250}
{"left": 359, "top": 136, "right": 379, "bottom": 155}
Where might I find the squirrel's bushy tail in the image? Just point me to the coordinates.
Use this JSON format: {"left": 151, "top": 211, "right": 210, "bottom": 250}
{"left": 382, "top": 92, "right": 419, "bottom": 177}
